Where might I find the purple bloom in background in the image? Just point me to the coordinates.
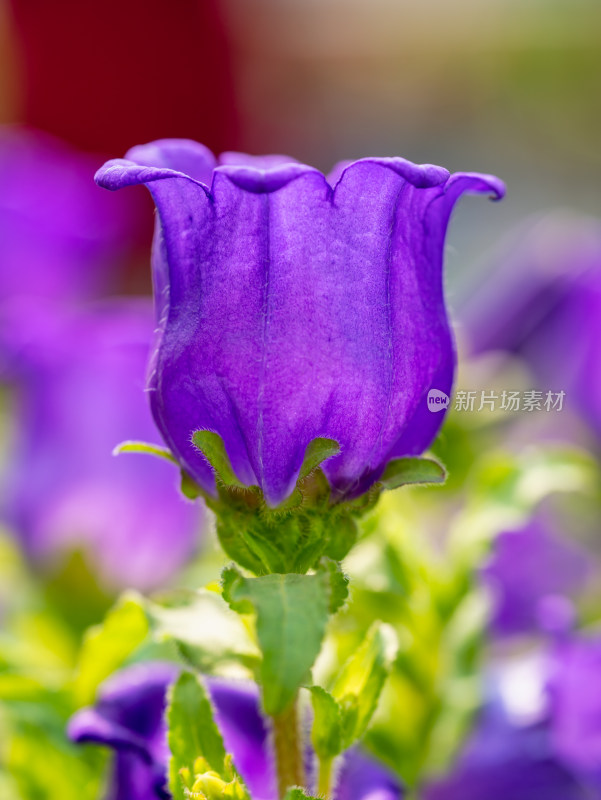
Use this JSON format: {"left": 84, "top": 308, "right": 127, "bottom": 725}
{"left": 426, "top": 634, "right": 601, "bottom": 800}
{"left": 549, "top": 634, "right": 601, "bottom": 777}
{"left": 69, "top": 663, "right": 177, "bottom": 800}
{"left": 69, "top": 663, "right": 403, "bottom": 800}
{"left": 1, "top": 300, "right": 201, "bottom": 591}
{"left": 0, "top": 126, "right": 136, "bottom": 308}
{"left": 461, "top": 211, "right": 601, "bottom": 439}
{"left": 96, "top": 140, "right": 504, "bottom": 505}
{"left": 482, "top": 517, "right": 590, "bottom": 638}
{"left": 424, "top": 702, "right": 588, "bottom": 800}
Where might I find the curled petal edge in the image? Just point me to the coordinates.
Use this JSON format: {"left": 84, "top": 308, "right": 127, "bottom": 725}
{"left": 95, "top": 145, "right": 455, "bottom": 198}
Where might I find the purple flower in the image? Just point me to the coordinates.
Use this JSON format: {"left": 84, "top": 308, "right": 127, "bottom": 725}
{"left": 96, "top": 140, "right": 504, "bottom": 506}
{"left": 69, "top": 663, "right": 403, "bottom": 800}
{"left": 424, "top": 703, "right": 588, "bottom": 800}
{"left": 1, "top": 300, "right": 201, "bottom": 591}
{"left": 0, "top": 127, "right": 135, "bottom": 309}
{"left": 461, "top": 212, "right": 601, "bottom": 439}
{"left": 69, "top": 663, "right": 177, "bottom": 800}
{"left": 424, "top": 659, "right": 590, "bottom": 800}
{"left": 426, "top": 634, "right": 601, "bottom": 800}
{"left": 482, "top": 518, "right": 589, "bottom": 638}
{"left": 549, "top": 635, "right": 601, "bottom": 776}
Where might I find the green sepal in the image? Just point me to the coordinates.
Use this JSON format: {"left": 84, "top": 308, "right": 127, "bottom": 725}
{"left": 320, "top": 558, "right": 350, "bottom": 613}
{"left": 323, "top": 514, "right": 359, "bottom": 561}
{"left": 112, "top": 440, "right": 177, "bottom": 463}
{"left": 189, "top": 435, "right": 443, "bottom": 576}
{"left": 180, "top": 469, "right": 205, "bottom": 500}
{"left": 378, "top": 457, "right": 446, "bottom": 490}
{"left": 222, "top": 561, "right": 347, "bottom": 715}
{"left": 276, "top": 437, "right": 341, "bottom": 511}
{"left": 192, "top": 430, "right": 252, "bottom": 489}
{"left": 194, "top": 434, "right": 358, "bottom": 575}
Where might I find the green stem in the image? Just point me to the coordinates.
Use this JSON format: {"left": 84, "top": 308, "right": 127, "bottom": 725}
{"left": 272, "top": 699, "right": 305, "bottom": 798}
{"left": 317, "top": 757, "right": 333, "bottom": 798}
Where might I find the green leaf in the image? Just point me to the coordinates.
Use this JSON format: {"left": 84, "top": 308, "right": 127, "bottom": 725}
{"left": 192, "top": 430, "right": 248, "bottom": 488}
{"left": 222, "top": 566, "right": 331, "bottom": 715}
{"left": 167, "top": 672, "right": 226, "bottom": 800}
{"left": 307, "top": 685, "right": 342, "bottom": 759}
{"left": 379, "top": 457, "right": 446, "bottom": 490}
{"left": 145, "top": 590, "right": 260, "bottom": 674}
{"left": 112, "top": 440, "right": 177, "bottom": 463}
{"left": 73, "top": 593, "right": 148, "bottom": 705}
{"left": 331, "top": 623, "right": 396, "bottom": 748}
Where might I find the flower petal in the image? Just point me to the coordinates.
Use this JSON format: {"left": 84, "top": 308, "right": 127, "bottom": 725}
{"left": 96, "top": 144, "right": 504, "bottom": 504}
{"left": 335, "top": 748, "right": 404, "bottom": 800}
{"left": 209, "top": 678, "right": 276, "bottom": 800}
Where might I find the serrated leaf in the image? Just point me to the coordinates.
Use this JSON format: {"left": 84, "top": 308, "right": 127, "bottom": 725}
{"left": 307, "top": 685, "right": 342, "bottom": 759}
{"left": 73, "top": 593, "right": 148, "bottom": 705}
{"left": 222, "top": 566, "right": 331, "bottom": 715}
{"left": 112, "top": 440, "right": 177, "bottom": 463}
{"left": 331, "top": 624, "right": 396, "bottom": 748}
{"left": 192, "top": 431, "right": 248, "bottom": 488}
{"left": 379, "top": 457, "right": 446, "bottom": 490}
{"left": 167, "top": 672, "right": 226, "bottom": 800}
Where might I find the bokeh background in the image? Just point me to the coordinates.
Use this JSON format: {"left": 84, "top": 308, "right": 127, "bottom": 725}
{"left": 1, "top": 1, "right": 601, "bottom": 798}
{"left": 3, "top": 0, "right": 601, "bottom": 286}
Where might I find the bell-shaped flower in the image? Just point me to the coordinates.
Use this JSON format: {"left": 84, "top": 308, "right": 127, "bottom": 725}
{"left": 96, "top": 140, "right": 504, "bottom": 506}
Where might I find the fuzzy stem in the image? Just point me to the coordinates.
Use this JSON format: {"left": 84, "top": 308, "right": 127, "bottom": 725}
{"left": 317, "top": 757, "right": 333, "bottom": 798}
{"left": 272, "top": 699, "right": 305, "bottom": 798}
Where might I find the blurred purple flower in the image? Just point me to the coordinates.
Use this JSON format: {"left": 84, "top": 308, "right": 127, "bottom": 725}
{"left": 482, "top": 518, "right": 589, "bottom": 638}
{"left": 96, "top": 140, "right": 504, "bottom": 506}
{"left": 461, "top": 212, "right": 601, "bottom": 439}
{"left": 549, "top": 634, "right": 601, "bottom": 776}
{"left": 0, "top": 127, "right": 135, "bottom": 308}
{"left": 69, "top": 663, "right": 403, "bottom": 800}
{"left": 1, "top": 300, "right": 201, "bottom": 591}
{"left": 69, "top": 663, "right": 177, "bottom": 800}
{"left": 424, "top": 701, "right": 588, "bottom": 800}
{"left": 426, "top": 633, "right": 601, "bottom": 800}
